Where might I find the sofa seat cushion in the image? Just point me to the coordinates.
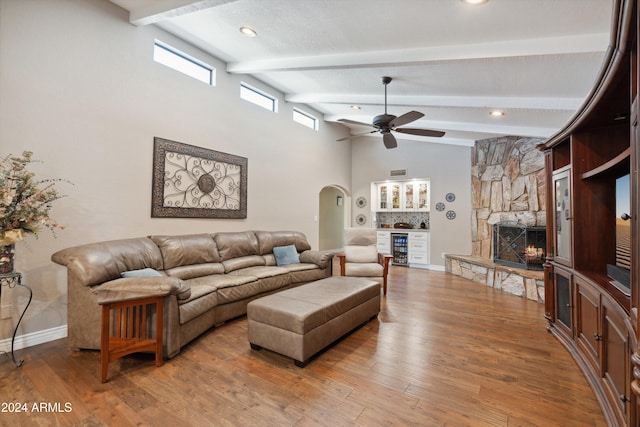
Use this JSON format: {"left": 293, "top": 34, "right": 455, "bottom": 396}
{"left": 216, "top": 274, "right": 291, "bottom": 304}
{"left": 281, "top": 263, "right": 318, "bottom": 273}
{"left": 230, "top": 265, "right": 290, "bottom": 279}
{"left": 183, "top": 274, "right": 256, "bottom": 293}
{"left": 178, "top": 284, "right": 219, "bottom": 324}
{"left": 282, "top": 263, "right": 323, "bottom": 284}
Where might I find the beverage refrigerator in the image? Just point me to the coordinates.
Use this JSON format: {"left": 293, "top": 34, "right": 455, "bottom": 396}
{"left": 391, "top": 233, "right": 408, "bottom": 266}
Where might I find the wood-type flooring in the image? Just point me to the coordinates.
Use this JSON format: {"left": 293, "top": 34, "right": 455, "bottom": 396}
{"left": 0, "top": 267, "right": 607, "bottom": 426}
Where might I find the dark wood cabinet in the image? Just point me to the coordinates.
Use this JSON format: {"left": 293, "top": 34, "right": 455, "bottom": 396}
{"left": 554, "top": 267, "right": 573, "bottom": 335}
{"left": 542, "top": 1, "right": 639, "bottom": 425}
{"left": 575, "top": 276, "right": 601, "bottom": 373}
{"left": 601, "top": 294, "right": 632, "bottom": 425}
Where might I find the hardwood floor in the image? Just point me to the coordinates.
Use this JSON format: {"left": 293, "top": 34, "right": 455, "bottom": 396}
{"left": 0, "top": 267, "right": 607, "bottom": 426}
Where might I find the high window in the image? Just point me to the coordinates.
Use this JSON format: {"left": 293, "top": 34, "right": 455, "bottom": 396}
{"left": 154, "top": 41, "right": 215, "bottom": 85}
{"left": 293, "top": 108, "right": 318, "bottom": 130}
{"left": 240, "top": 83, "right": 277, "bottom": 112}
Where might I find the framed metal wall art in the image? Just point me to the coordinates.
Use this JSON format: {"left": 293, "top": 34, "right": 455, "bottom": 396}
{"left": 151, "top": 137, "right": 247, "bottom": 219}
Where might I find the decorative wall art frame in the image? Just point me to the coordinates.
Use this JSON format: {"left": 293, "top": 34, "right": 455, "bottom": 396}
{"left": 151, "top": 137, "right": 247, "bottom": 219}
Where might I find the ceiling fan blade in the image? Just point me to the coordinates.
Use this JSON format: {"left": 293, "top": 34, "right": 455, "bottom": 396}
{"left": 338, "top": 118, "right": 376, "bottom": 128}
{"left": 389, "top": 111, "right": 424, "bottom": 128}
{"left": 395, "top": 127, "right": 445, "bottom": 138}
{"left": 383, "top": 132, "right": 397, "bottom": 149}
{"left": 336, "top": 130, "right": 377, "bottom": 142}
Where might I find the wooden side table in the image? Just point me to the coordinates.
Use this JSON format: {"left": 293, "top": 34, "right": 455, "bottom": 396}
{"left": 97, "top": 289, "right": 168, "bottom": 383}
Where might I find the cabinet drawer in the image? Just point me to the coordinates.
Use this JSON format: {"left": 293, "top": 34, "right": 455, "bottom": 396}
{"left": 409, "top": 232, "right": 428, "bottom": 241}
{"left": 409, "top": 254, "right": 428, "bottom": 263}
{"left": 410, "top": 241, "right": 427, "bottom": 251}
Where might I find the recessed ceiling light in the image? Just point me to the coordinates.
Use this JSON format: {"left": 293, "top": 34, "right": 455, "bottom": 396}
{"left": 462, "top": 0, "right": 488, "bottom": 4}
{"left": 350, "top": 105, "right": 362, "bottom": 110}
{"left": 239, "top": 26, "right": 257, "bottom": 37}
{"left": 490, "top": 110, "right": 505, "bottom": 117}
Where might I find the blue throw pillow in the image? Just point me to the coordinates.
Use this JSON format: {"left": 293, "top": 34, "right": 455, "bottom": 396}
{"left": 121, "top": 268, "right": 163, "bottom": 278}
{"left": 273, "top": 244, "right": 300, "bottom": 266}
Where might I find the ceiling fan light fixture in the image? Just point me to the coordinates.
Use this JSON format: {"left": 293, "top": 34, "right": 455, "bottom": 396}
{"left": 336, "top": 77, "right": 444, "bottom": 148}
{"left": 239, "top": 26, "right": 257, "bottom": 37}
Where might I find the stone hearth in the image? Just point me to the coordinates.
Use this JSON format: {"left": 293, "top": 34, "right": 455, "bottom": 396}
{"left": 445, "top": 255, "right": 544, "bottom": 302}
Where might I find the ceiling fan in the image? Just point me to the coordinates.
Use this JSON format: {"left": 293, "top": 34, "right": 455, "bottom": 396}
{"left": 337, "top": 76, "right": 445, "bottom": 149}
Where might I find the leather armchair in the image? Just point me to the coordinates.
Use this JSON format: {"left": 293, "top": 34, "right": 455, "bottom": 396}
{"left": 336, "top": 228, "right": 393, "bottom": 295}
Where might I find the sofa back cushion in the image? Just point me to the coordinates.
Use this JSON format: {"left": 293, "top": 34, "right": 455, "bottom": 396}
{"left": 214, "top": 231, "right": 260, "bottom": 260}
{"left": 50, "top": 237, "right": 163, "bottom": 287}
{"left": 149, "top": 234, "right": 220, "bottom": 270}
{"left": 344, "top": 245, "right": 378, "bottom": 263}
{"left": 255, "top": 231, "right": 312, "bottom": 255}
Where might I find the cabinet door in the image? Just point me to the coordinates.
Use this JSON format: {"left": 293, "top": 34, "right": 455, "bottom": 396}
{"left": 417, "top": 182, "right": 429, "bottom": 210}
{"left": 391, "top": 183, "right": 401, "bottom": 210}
{"left": 404, "top": 182, "right": 415, "bottom": 210}
{"left": 378, "top": 184, "right": 388, "bottom": 210}
{"left": 554, "top": 267, "right": 573, "bottom": 335}
{"left": 575, "top": 277, "right": 601, "bottom": 373}
{"left": 553, "top": 169, "right": 572, "bottom": 266}
{"left": 602, "top": 298, "right": 631, "bottom": 426}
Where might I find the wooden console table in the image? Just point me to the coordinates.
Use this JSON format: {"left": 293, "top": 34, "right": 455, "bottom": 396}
{"left": 97, "top": 289, "right": 168, "bottom": 383}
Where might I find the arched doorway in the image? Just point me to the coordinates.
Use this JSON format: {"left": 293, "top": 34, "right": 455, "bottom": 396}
{"left": 318, "top": 185, "right": 350, "bottom": 251}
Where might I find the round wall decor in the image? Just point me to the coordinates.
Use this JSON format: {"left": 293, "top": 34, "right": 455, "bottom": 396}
{"left": 446, "top": 210, "right": 456, "bottom": 220}
{"left": 355, "top": 214, "right": 367, "bottom": 225}
{"left": 355, "top": 196, "right": 367, "bottom": 208}
{"left": 445, "top": 192, "right": 456, "bottom": 202}
{"left": 435, "top": 202, "right": 445, "bottom": 211}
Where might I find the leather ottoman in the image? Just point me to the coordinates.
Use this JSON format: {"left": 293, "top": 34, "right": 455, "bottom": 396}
{"left": 247, "top": 276, "right": 380, "bottom": 367}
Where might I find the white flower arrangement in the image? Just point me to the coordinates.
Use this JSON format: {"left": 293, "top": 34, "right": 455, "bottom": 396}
{"left": 0, "top": 151, "right": 69, "bottom": 246}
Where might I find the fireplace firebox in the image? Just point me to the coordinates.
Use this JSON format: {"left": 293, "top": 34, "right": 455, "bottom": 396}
{"left": 493, "top": 222, "right": 546, "bottom": 270}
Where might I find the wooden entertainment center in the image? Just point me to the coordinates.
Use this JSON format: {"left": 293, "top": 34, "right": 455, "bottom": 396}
{"left": 541, "top": 1, "right": 640, "bottom": 425}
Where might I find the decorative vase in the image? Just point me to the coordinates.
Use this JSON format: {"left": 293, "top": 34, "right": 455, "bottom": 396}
{"left": 0, "top": 244, "right": 15, "bottom": 274}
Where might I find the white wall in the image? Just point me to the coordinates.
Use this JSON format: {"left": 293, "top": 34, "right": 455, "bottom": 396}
{"left": 0, "top": 0, "right": 351, "bottom": 340}
{"left": 318, "top": 186, "right": 346, "bottom": 250}
{"left": 351, "top": 137, "right": 472, "bottom": 268}
{"left": 0, "top": 0, "right": 475, "bottom": 343}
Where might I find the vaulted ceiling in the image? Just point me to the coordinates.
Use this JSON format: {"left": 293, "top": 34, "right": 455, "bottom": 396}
{"left": 110, "top": 0, "right": 612, "bottom": 147}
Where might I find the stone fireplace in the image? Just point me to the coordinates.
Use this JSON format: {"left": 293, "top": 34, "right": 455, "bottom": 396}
{"left": 445, "top": 136, "right": 546, "bottom": 302}
{"left": 493, "top": 221, "right": 545, "bottom": 270}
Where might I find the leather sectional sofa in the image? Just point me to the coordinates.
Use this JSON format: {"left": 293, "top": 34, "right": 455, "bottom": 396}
{"left": 51, "top": 230, "right": 333, "bottom": 358}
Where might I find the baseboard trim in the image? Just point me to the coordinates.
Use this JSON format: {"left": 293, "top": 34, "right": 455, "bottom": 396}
{"left": 0, "top": 325, "right": 67, "bottom": 353}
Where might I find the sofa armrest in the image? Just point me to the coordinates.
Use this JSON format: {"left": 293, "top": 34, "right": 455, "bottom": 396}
{"left": 95, "top": 276, "right": 191, "bottom": 301}
{"left": 335, "top": 252, "right": 346, "bottom": 276}
{"left": 378, "top": 253, "right": 393, "bottom": 276}
{"left": 299, "top": 249, "right": 336, "bottom": 269}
